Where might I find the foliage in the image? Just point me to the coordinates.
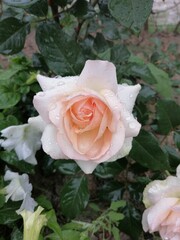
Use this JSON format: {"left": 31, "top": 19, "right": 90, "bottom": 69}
{"left": 0, "top": 0, "right": 179, "bottom": 239}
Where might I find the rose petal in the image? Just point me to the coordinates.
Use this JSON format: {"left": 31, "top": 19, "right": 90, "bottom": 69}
{"left": 41, "top": 124, "right": 67, "bottom": 159}
{"left": 75, "top": 160, "right": 98, "bottom": 174}
{"left": 78, "top": 60, "right": 118, "bottom": 93}
{"left": 117, "top": 84, "right": 141, "bottom": 112}
{"left": 37, "top": 74, "right": 78, "bottom": 91}
{"left": 145, "top": 198, "right": 178, "bottom": 232}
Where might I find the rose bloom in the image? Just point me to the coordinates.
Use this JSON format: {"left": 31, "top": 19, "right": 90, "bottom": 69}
{"left": 33, "top": 60, "right": 141, "bottom": 174}
{"left": 142, "top": 167, "right": 180, "bottom": 240}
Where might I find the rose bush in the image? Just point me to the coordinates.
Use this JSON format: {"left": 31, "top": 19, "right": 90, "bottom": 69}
{"left": 142, "top": 167, "right": 180, "bottom": 240}
{"left": 33, "top": 60, "right": 141, "bottom": 174}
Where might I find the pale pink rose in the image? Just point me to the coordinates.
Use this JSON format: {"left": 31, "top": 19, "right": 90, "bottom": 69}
{"left": 142, "top": 170, "right": 180, "bottom": 240}
{"left": 33, "top": 60, "right": 141, "bottom": 174}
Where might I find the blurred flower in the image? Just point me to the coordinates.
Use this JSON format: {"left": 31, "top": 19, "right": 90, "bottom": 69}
{"left": 33, "top": 60, "right": 141, "bottom": 174}
{"left": 20, "top": 206, "right": 47, "bottom": 240}
{"left": 0, "top": 116, "right": 45, "bottom": 165}
{"left": 0, "top": 170, "right": 37, "bottom": 214}
{"left": 142, "top": 166, "right": 180, "bottom": 240}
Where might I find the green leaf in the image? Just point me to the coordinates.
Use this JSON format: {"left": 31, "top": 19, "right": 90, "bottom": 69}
{"left": 111, "top": 226, "right": 120, "bottom": 240}
{"left": 60, "top": 176, "right": 89, "bottom": 219}
{"left": 3, "top": 0, "right": 39, "bottom": 8}
{"left": 62, "top": 230, "right": 80, "bottom": 240}
{"left": 174, "top": 131, "right": 180, "bottom": 150}
{"left": 0, "top": 17, "right": 30, "bottom": 55}
{"left": 36, "top": 195, "right": 53, "bottom": 210}
{"left": 130, "top": 129, "right": 170, "bottom": 170}
{"left": 0, "top": 84, "right": 21, "bottom": 109}
{"left": 163, "top": 145, "right": 180, "bottom": 169}
{"left": 148, "top": 63, "right": 173, "bottom": 98}
{"left": 46, "top": 209, "right": 62, "bottom": 239}
{"left": 108, "top": 0, "right": 153, "bottom": 30}
{"left": 36, "top": 21, "right": 85, "bottom": 75}
{"left": 156, "top": 100, "right": 180, "bottom": 134}
{"left": 0, "top": 115, "right": 18, "bottom": 131}
{"left": 53, "top": 160, "right": 80, "bottom": 175}
{"left": 0, "top": 201, "right": 21, "bottom": 224}
{"left": 110, "top": 200, "right": 126, "bottom": 211}
{"left": 107, "top": 211, "right": 124, "bottom": 221}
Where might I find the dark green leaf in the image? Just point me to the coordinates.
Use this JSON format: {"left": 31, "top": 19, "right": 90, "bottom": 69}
{"left": 156, "top": 100, "right": 180, "bottom": 135}
{"left": 11, "top": 228, "right": 23, "bottom": 240}
{"left": 163, "top": 145, "right": 180, "bottom": 169}
{"left": 108, "top": 0, "right": 153, "bottom": 30}
{"left": 119, "top": 203, "right": 142, "bottom": 240}
{"left": 26, "top": 0, "right": 48, "bottom": 17}
{"left": 0, "top": 17, "right": 30, "bottom": 55}
{"left": 0, "top": 151, "right": 35, "bottom": 174}
{"left": 130, "top": 129, "right": 170, "bottom": 170}
{"left": 53, "top": 160, "right": 80, "bottom": 175}
{"left": 94, "top": 162, "right": 123, "bottom": 179}
{"left": 138, "top": 85, "right": 156, "bottom": 102}
{"left": 110, "top": 45, "right": 130, "bottom": 64}
{"left": 0, "top": 115, "right": 18, "bottom": 131}
{"left": 174, "top": 131, "right": 180, "bottom": 150}
{"left": 36, "top": 21, "right": 85, "bottom": 75}
{"left": 60, "top": 176, "right": 89, "bottom": 219}
{"left": 0, "top": 201, "right": 21, "bottom": 224}
{"left": 99, "top": 182, "right": 125, "bottom": 201}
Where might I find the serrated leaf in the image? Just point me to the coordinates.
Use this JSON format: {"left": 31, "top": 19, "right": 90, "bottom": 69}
{"left": 60, "top": 176, "right": 89, "bottom": 219}
{"left": 0, "top": 17, "right": 30, "bottom": 55}
{"left": 130, "top": 129, "right": 170, "bottom": 170}
{"left": 0, "top": 84, "right": 21, "bottom": 109}
{"left": 110, "top": 200, "right": 126, "bottom": 211}
{"left": 107, "top": 211, "right": 124, "bottom": 221}
{"left": 148, "top": 63, "right": 173, "bottom": 98}
{"left": 156, "top": 100, "right": 180, "bottom": 134}
{"left": 36, "top": 21, "right": 85, "bottom": 75}
{"left": 112, "top": 226, "right": 120, "bottom": 240}
{"left": 108, "top": 0, "right": 153, "bottom": 30}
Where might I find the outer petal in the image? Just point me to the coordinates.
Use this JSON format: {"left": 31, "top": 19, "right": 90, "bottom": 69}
{"left": 16, "top": 193, "right": 37, "bottom": 214}
{"left": 41, "top": 124, "right": 68, "bottom": 159}
{"left": 143, "top": 176, "right": 180, "bottom": 208}
{"left": 37, "top": 74, "right": 78, "bottom": 91}
{"left": 78, "top": 60, "right": 118, "bottom": 93}
{"left": 117, "top": 84, "right": 141, "bottom": 112}
{"left": 75, "top": 160, "right": 98, "bottom": 174}
{"left": 28, "top": 116, "right": 46, "bottom": 132}
{"left": 144, "top": 198, "right": 178, "bottom": 232}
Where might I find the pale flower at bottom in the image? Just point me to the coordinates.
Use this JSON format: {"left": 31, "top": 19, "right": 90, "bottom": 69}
{"left": 142, "top": 166, "right": 180, "bottom": 240}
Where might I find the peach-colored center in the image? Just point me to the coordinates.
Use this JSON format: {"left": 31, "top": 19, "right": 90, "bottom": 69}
{"left": 64, "top": 95, "right": 113, "bottom": 159}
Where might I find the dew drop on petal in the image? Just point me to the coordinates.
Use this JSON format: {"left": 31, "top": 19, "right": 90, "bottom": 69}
{"left": 129, "top": 94, "right": 133, "bottom": 98}
{"left": 126, "top": 116, "right": 131, "bottom": 121}
{"left": 55, "top": 114, "right": 60, "bottom": 120}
